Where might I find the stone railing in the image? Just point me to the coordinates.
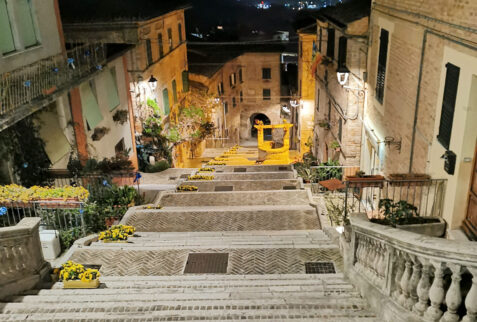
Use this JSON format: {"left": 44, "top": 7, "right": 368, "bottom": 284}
{"left": 343, "top": 214, "right": 477, "bottom": 322}
{"left": 0, "top": 218, "right": 49, "bottom": 300}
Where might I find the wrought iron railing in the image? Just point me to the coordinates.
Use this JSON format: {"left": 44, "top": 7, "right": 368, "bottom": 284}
{"left": 0, "top": 43, "right": 107, "bottom": 115}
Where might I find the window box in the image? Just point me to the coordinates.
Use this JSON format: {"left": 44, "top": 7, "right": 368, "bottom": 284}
{"left": 63, "top": 279, "right": 100, "bottom": 289}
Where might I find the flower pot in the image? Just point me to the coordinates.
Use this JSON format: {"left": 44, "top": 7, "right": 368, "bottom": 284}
{"left": 102, "top": 240, "right": 129, "bottom": 243}
{"left": 347, "top": 175, "right": 385, "bottom": 188}
{"left": 396, "top": 217, "right": 446, "bottom": 238}
{"left": 63, "top": 279, "right": 100, "bottom": 289}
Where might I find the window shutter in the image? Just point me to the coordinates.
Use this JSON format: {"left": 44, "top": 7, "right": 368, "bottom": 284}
{"left": 158, "top": 33, "right": 164, "bottom": 58}
{"left": 0, "top": 0, "right": 15, "bottom": 54}
{"left": 146, "top": 39, "right": 153, "bottom": 66}
{"left": 167, "top": 28, "right": 173, "bottom": 50}
{"left": 182, "top": 70, "right": 189, "bottom": 92}
{"left": 318, "top": 28, "right": 322, "bottom": 52}
{"left": 163, "top": 88, "right": 170, "bottom": 115}
{"left": 437, "top": 63, "right": 460, "bottom": 149}
{"left": 375, "top": 29, "right": 389, "bottom": 104}
{"left": 172, "top": 80, "right": 178, "bottom": 104}
{"left": 178, "top": 23, "right": 183, "bottom": 43}
{"left": 239, "top": 69, "right": 243, "bottom": 83}
{"left": 106, "top": 67, "right": 120, "bottom": 111}
{"left": 326, "top": 28, "right": 335, "bottom": 58}
{"left": 80, "top": 82, "right": 103, "bottom": 130}
{"left": 263, "top": 89, "right": 271, "bottom": 100}
{"left": 338, "top": 36, "right": 347, "bottom": 67}
{"left": 338, "top": 118, "right": 343, "bottom": 142}
{"left": 224, "top": 102, "right": 228, "bottom": 114}
{"left": 15, "top": 0, "right": 37, "bottom": 48}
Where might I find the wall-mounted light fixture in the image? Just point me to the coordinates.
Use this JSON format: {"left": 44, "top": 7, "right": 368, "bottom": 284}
{"left": 336, "top": 66, "right": 350, "bottom": 86}
{"left": 384, "top": 136, "right": 402, "bottom": 152}
{"left": 290, "top": 99, "right": 299, "bottom": 108}
{"left": 148, "top": 75, "right": 158, "bottom": 90}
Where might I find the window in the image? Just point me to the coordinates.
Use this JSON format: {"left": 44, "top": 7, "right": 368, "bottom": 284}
{"left": 80, "top": 81, "right": 103, "bottom": 130}
{"left": 327, "top": 100, "right": 331, "bottom": 122}
{"left": 262, "top": 68, "right": 271, "bottom": 80}
{"left": 163, "top": 88, "right": 170, "bottom": 115}
{"left": 338, "top": 118, "right": 343, "bottom": 142}
{"left": 15, "top": 0, "right": 38, "bottom": 48}
{"left": 338, "top": 36, "right": 347, "bottom": 67}
{"left": 300, "top": 41, "right": 303, "bottom": 58}
{"left": 178, "top": 23, "right": 183, "bottom": 43}
{"left": 229, "top": 73, "right": 236, "bottom": 87}
{"left": 182, "top": 70, "right": 189, "bottom": 92}
{"left": 263, "top": 89, "right": 271, "bottom": 100}
{"left": 146, "top": 39, "right": 153, "bottom": 66}
{"left": 217, "top": 81, "right": 224, "bottom": 95}
{"left": 376, "top": 28, "right": 389, "bottom": 104}
{"left": 326, "top": 28, "right": 335, "bottom": 59}
{"left": 318, "top": 28, "right": 322, "bottom": 52}
{"left": 437, "top": 63, "right": 460, "bottom": 150}
{"left": 239, "top": 69, "right": 243, "bottom": 83}
{"left": 0, "top": 0, "right": 15, "bottom": 54}
{"left": 172, "top": 80, "right": 178, "bottom": 104}
{"left": 233, "top": 97, "right": 236, "bottom": 107}
{"left": 224, "top": 102, "right": 228, "bottom": 114}
{"left": 167, "top": 28, "right": 173, "bottom": 51}
{"left": 240, "top": 91, "right": 243, "bottom": 102}
{"left": 105, "top": 67, "right": 120, "bottom": 111}
{"left": 158, "top": 33, "right": 164, "bottom": 58}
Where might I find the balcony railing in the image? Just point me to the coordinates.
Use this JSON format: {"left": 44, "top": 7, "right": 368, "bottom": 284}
{"left": 0, "top": 43, "right": 107, "bottom": 116}
{"left": 346, "top": 214, "right": 477, "bottom": 322}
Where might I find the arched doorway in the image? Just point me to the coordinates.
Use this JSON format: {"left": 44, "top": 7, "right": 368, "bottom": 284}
{"left": 250, "top": 113, "right": 272, "bottom": 140}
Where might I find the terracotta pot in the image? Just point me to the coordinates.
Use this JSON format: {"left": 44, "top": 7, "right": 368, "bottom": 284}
{"left": 63, "top": 279, "right": 100, "bottom": 289}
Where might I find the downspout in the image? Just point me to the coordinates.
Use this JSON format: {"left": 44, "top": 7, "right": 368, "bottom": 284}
{"left": 409, "top": 30, "right": 428, "bottom": 173}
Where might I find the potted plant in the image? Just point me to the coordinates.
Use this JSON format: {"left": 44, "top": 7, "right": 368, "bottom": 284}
{"left": 318, "top": 121, "right": 331, "bottom": 130}
{"left": 112, "top": 110, "right": 129, "bottom": 125}
{"left": 91, "top": 127, "right": 110, "bottom": 141}
{"left": 188, "top": 175, "right": 214, "bottom": 181}
{"left": 177, "top": 185, "right": 198, "bottom": 192}
{"left": 98, "top": 224, "right": 136, "bottom": 243}
{"left": 330, "top": 140, "right": 341, "bottom": 152}
{"left": 324, "top": 194, "right": 356, "bottom": 242}
{"left": 370, "top": 199, "right": 446, "bottom": 237}
{"left": 59, "top": 261, "right": 100, "bottom": 289}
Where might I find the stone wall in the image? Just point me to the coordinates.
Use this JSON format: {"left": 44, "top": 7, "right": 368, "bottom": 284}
{"left": 0, "top": 218, "right": 49, "bottom": 300}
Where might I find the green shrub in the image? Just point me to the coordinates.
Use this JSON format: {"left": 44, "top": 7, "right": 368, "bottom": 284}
{"left": 145, "top": 160, "right": 170, "bottom": 173}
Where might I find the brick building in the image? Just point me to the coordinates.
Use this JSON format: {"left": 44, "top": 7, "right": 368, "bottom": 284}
{"left": 188, "top": 45, "right": 285, "bottom": 145}
{"left": 311, "top": 0, "right": 370, "bottom": 166}
{"left": 364, "top": 0, "right": 477, "bottom": 236}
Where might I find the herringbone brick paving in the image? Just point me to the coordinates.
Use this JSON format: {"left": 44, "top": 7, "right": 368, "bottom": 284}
{"left": 70, "top": 248, "right": 343, "bottom": 276}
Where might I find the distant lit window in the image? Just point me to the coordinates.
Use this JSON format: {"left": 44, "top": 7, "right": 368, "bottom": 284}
{"left": 262, "top": 68, "right": 271, "bottom": 80}
{"left": 230, "top": 73, "right": 236, "bottom": 87}
{"left": 168, "top": 28, "right": 173, "bottom": 51}
{"left": 146, "top": 39, "right": 153, "bottom": 66}
{"left": 263, "top": 89, "right": 271, "bottom": 100}
{"left": 158, "top": 33, "right": 164, "bottom": 58}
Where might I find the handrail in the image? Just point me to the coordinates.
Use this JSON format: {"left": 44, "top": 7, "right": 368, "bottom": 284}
{"left": 348, "top": 213, "right": 477, "bottom": 321}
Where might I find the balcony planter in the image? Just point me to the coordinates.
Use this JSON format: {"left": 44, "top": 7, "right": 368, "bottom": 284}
{"left": 111, "top": 172, "right": 135, "bottom": 186}
{"left": 63, "top": 279, "right": 100, "bottom": 289}
{"left": 347, "top": 175, "right": 385, "bottom": 188}
{"left": 395, "top": 217, "right": 446, "bottom": 237}
{"left": 388, "top": 173, "right": 431, "bottom": 186}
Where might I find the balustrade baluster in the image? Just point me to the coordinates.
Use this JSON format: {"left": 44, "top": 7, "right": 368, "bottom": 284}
{"left": 441, "top": 264, "right": 462, "bottom": 322}
{"left": 462, "top": 268, "right": 477, "bottom": 322}
{"left": 399, "top": 254, "right": 413, "bottom": 307}
{"left": 406, "top": 255, "right": 422, "bottom": 310}
{"left": 413, "top": 259, "right": 431, "bottom": 316}
{"left": 393, "top": 252, "right": 405, "bottom": 301}
{"left": 424, "top": 261, "right": 446, "bottom": 321}
{"left": 372, "top": 241, "right": 381, "bottom": 276}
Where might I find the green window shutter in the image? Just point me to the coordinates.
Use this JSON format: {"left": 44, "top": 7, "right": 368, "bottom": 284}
{"left": 80, "top": 82, "right": 103, "bottom": 130}
{"left": 437, "top": 63, "right": 460, "bottom": 149}
{"left": 172, "top": 80, "right": 177, "bottom": 104}
{"left": 163, "top": 88, "right": 170, "bottom": 115}
{"left": 0, "top": 0, "right": 15, "bottom": 54}
{"left": 182, "top": 70, "right": 189, "bottom": 92}
{"left": 106, "top": 67, "right": 120, "bottom": 111}
{"left": 15, "top": 0, "right": 38, "bottom": 48}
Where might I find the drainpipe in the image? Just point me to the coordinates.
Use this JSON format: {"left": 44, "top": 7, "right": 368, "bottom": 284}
{"left": 409, "top": 30, "right": 428, "bottom": 173}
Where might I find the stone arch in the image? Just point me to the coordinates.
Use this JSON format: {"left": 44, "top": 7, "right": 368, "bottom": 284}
{"left": 250, "top": 113, "right": 272, "bottom": 139}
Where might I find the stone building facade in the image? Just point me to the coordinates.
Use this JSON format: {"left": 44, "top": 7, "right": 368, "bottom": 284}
{"left": 364, "top": 0, "right": 477, "bottom": 233}
{"left": 297, "top": 25, "right": 317, "bottom": 156}
{"left": 189, "top": 51, "right": 283, "bottom": 145}
{"left": 312, "top": 6, "right": 369, "bottom": 166}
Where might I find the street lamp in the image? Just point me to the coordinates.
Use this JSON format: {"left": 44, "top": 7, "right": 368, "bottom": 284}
{"left": 336, "top": 66, "right": 350, "bottom": 86}
{"left": 148, "top": 75, "right": 158, "bottom": 90}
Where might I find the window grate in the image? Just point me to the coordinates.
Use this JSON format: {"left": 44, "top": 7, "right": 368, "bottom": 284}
{"left": 305, "top": 262, "right": 336, "bottom": 274}
{"left": 184, "top": 253, "right": 229, "bottom": 274}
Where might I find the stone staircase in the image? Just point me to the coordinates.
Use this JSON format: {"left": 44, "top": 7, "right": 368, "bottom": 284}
{"left": 0, "top": 163, "right": 377, "bottom": 321}
{"left": 1, "top": 274, "right": 377, "bottom": 321}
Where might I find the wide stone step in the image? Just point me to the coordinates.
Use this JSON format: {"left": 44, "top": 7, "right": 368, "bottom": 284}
{"left": 207, "top": 172, "right": 295, "bottom": 180}
{"left": 183, "top": 179, "right": 301, "bottom": 192}
{"left": 89, "top": 230, "right": 333, "bottom": 249}
{"left": 0, "top": 300, "right": 374, "bottom": 317}
{"left": 217, "top": 165, "right": 293, "bottom": 172}
{"left": 159, "top": 190, "right": 311, "bottom": 207}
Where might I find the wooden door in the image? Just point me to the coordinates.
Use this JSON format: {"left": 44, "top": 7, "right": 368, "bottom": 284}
{"left": 463, "top": 143, "right": 477, "bottom": 240}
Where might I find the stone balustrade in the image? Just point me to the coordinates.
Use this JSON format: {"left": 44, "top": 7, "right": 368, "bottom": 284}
{"left": 345, "top": 213, "right": 477, "bottom": 322}
{"left": 0, "top": 218, "right": 49, "bottom": 300}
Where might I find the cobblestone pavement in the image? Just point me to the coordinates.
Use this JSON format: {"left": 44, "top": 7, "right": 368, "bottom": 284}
{"left": 70, "top": 248, "right": 343, "bottom": 276}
